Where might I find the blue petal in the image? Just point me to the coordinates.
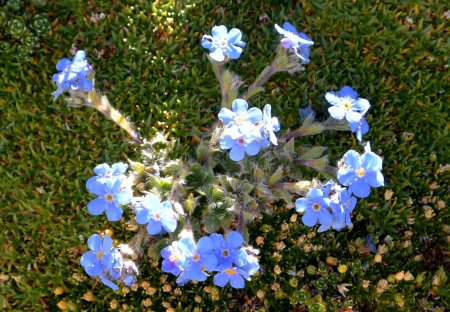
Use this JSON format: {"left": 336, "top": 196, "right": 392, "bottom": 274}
{"left": 295, "top": 198, "right": 308, "bottom": 212}
{"left": 111, "top": 162, "right": 128, "bottom": 175}
{"left": 135, "top": 208, "right": 150, "bottom": 224}
{"left": 349, "top": 179, "right": 371, "bottom": 198}
{"left": 232, "top": 99, "right": 248, "bottom": 114}
{"left": 201, "top": 36, "right": 213, "bottom": 49}
{"left": 73, "top": 50, "right": 87, "bottom": 62}
{"left": 229, "top": 274, "right": 245, "bottom": 289}
{"left": 325, "top": 92, "right": 340, "bottom": 106}
{"left": 244, "top": 140, "right": 261, "bottom": 156}
{"left": 161, "top": 216, "right": 177, "bottom": 233}
{"left": 345, "top": 110, "right": 363, "bottom": 123}
{"left": 213, "top": 272, "right": 229, "bottom": 287}
{"left": 80, "top": 78, "right": 93, "bottom": 91}
{"left": 56, "top": 58, "right": 72, "bottom": 71}
{"left": 282, "top": 22, "right": 298, "bottom": 34}
{"left": 308, "top": 188, "right": 324, "bottom": 200}
{"left": 106, "top": 203, "right": 123, "bottom": 221}
{"left": 179, "top": 237, "right": 196, "bottom": 254}
{"left": 328, "top": 106, "right": 346, "bottom": 120}
{"left": 337, "top": 168, "right": 357, "bottom": 186}
{"left": 211, "top": 25, "right": 227, "bottom": 38}
{"left": 99, "top": 274, "right": 119, "bottom": 290}
{"left": 220, "top": 135, "right": 236, "bottom": 150}
{"left": 339, "top": 86, "right": 357, "bottom": 99}
{"left": 227, "top": 28, "right": 243, "bottom": 44}
{"left": 227, "top": 45, "right": 243, "bottom": 59}
{"left": 186, "top": 265, "right": 208, "bottom": 282}
{"left": 147, "top": 219, "right": 163, "bottom": 235}
{"left": 246, "top": 107, "right": 263, "bottom": 123}
{"left": 226, "top": 231, "right": 243, "bottom": 249}
{"left": 318, "top": 209, "right": 333, "bottom": 225}
{"left": 353, "top": 98, "right": 370, "bottom": 114}
{"left": 197, "top": 237, "right": 214, "bottom": 253}
{"left": 87, "top": 234, "right": 102, "bottom": 251}
{"left": 362, "top": 151, "right": 383, "bottom": 172}
{"left": 87, "top": 197, "right": 107, "bottom": 215}
{"left": 229, "top": 145, "right": 245, "bottom": 161}
{"left": 218, "top": 108, "right": 235, "bottom": 124}
{"left": 209, "top": 48, "right": 225, "bottom": 62}
{"left": 302, "top": 212, "right": 318, "bottom": 227}
{"left": 80, "top": 251, "right": 97, "bottom": 268}
{"left": 365, "top": 171, "right": 384, "bottom": 188}
{"left": 199, "top": 253, "right": 218, "bottom": 271}
{"left": 102, "top": 235, "right": 113, "bottom": 251}
{"left": 342, "top": 150, "right": 361, "bottom": 169}
{"left": 116, "top": 188, "right": 133, "bottom": 205}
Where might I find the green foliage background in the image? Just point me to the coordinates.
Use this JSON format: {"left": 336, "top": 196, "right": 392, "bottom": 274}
{"left": 0, "top": 0, "right": 448, "bottom": 311}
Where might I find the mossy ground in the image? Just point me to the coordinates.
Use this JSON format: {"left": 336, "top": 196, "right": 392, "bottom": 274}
{"left": 0, "top": 0, "right": 449, "bottom": 311}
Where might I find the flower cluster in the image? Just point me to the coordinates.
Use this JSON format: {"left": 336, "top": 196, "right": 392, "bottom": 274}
{"left": 161, "top": 232, "right": 259, "bottom": 289}
{"left": 201, "top": 25, "right": 246, "bottom": 62}
{"left": 325, "top": 86, "right": 370, "bottom": 142}
{"left": 275, "top": 22, "right": 314, "bottom": 64}
{"left": 134, "top": 194, "right": 178, "bottom": 235}
{"left": 218, "top": 99, "right": 280, "bottom": 161}
{"left": 86, "top": 163, "right": 133, "bottom": 221}
{"left": 296, "top": 143, "right": 383, "bottom": 231}
{"left": 80, "top": 234, "right": 138, "bottom": 290}
{"left": 52, "top": 50, "right": 93, "bottom": 101}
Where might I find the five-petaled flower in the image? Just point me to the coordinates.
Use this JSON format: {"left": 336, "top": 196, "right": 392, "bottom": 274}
{"left": 210, "top": 232, "right": 248, "bottom": 271}
{"left": 86, "top": 162, "right": 128, "bottom": 192}
{"left": 52, "top": 50, "right": 93, "bottom": 101}
{"left": 87, "top": 178, "right": 133, "bottom": 221}
{"left": 295, "top": 188, "right": 332, "bottom": 227}
{"left": 201, "top": 25, "right": 246, "bottom": 62}
{"left": 260, "top": 104, "right": 280, "bottom": 145}
{"left": 325, "top": 86, "right": 370, "bottom": 124}
{"left": 337, "top": 144, "right": 384, "bottom": 198}
{"left": 213, "top": 267, "right": 249, "bottom": 289}
{"left": 134, "top": 194, "right": 178, "bottom": 235}
{"left": 275, "top": 22, "right": 314, "bottom": 64}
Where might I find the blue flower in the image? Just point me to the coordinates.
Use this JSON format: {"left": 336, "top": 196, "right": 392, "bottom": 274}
{"left": 240, "top": 254, "right": 260, "bottom": 276}
{"left": 80, "top": 234, "right": 114, "bottom": 278}
{"left": 327, "top": 187, "right": 358, "bottom": 231}
{"left": 213, "top": 268, "right": 249, "bottom": 289}
{"left": 295, "top": 188, "right": 332, "bottom": 227}
{"left": 161, "top": 241, "right": 186, "bottom": 277}
{"left": 176, "top": 236, "right": 217, "bottom": 284}
{"left": 52, "top": 50, "right": 93, "bottom": 100}
{"left": 349, "top": 117, "right": 369, "bottom": 142}
{"left": 275, "top": 22, "right": 314, "bottom": 64}
{"left": 219, "top": 99, "right": 263, "bottom": 129}
{"left": 86, "top": 162, "right": 128, "bottom": 192}
{"left": 210, "top": 232, "right": 248, "bottom": 271}
{"left": 201, "top": 25, "right": 246, "bottom": 62}
{"left": 220, "top": 123, "right": 268, "bottom": 161}
{"left": 135, "top": 194, "right": 178, "bottom": 235}
{"left": 87, "top": 179, "right": 133, "bottom": 221}
{"left": 325, "top": 86, "right": 370, "bottom": 123}
{"left": 337, "top": 145, "right": 384, "bottom": 198}
{"left": 260, "top": 104, "right": 280, "bottom": 145}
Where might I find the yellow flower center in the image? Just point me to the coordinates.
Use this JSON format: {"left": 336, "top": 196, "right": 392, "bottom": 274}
{"left": 96, "top": 251, "right": 104, "bottom": 259}
{"left": 342, "top": 100, "right": 352, "bottom": 110}
{"left": 357, "top": 168, "right": 366, "bottom": 177}
{"left": 170, "top": 254, "right": 179, "bottom": 262}
{"left": 235, "top": 116, "right": 246, "bottom": 124}
{"left": 105, "top": 194, "right": 114, "bottom": 202}
{"left": 312, "top": 203, "right": 321, "bottom": 211}
{"left": 225, "top": 269, "right": 236, "bottom": 275}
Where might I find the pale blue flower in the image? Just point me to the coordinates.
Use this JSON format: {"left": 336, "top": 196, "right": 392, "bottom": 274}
{"left": 220, "top": 123, "right": 268, "bottom": 161}
{"left": 87, "top": 179, "right": 133, "bottom": 221}
{"left": 86, "top": 162, "right": 128, "bottom": 192}
{"left": 219, "top": 99, "right": 263, "bottom": 129}
{"left": 350, "top": 117, "right": 369, "bottom": 142}
{"left": 213, "top": 268, "right": 249, "bottom": 289}
{"left": 210, "top": 232, "right": 248, "bottom": 271}
{"left": 275, "top": 22, "right": 314, "bottom": 63}
{"left": 135, "top": 194, "right": 178, "bottom": 235}
{"left": 161, "top": 241, "right": 186, "bottom": 277}
{"left": 201, "top": 25, "right": 246, "bottom": 62}
{"left": 52, "top": 50, "right": 93, "bottom": 100}
{"left": 295, "top": 188, "right": 332, "bottom": 227}
{"left": 80, "top": 234, "right": 114, "bottom": 277}
{"left": 325, "top": 86, "right": 370, "bottom": 123}
{"left": 260, "top": 104, "right": 280, "bottom": 145}
{"left": 337, "top": 145, "right": 384, "bottom": 198}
